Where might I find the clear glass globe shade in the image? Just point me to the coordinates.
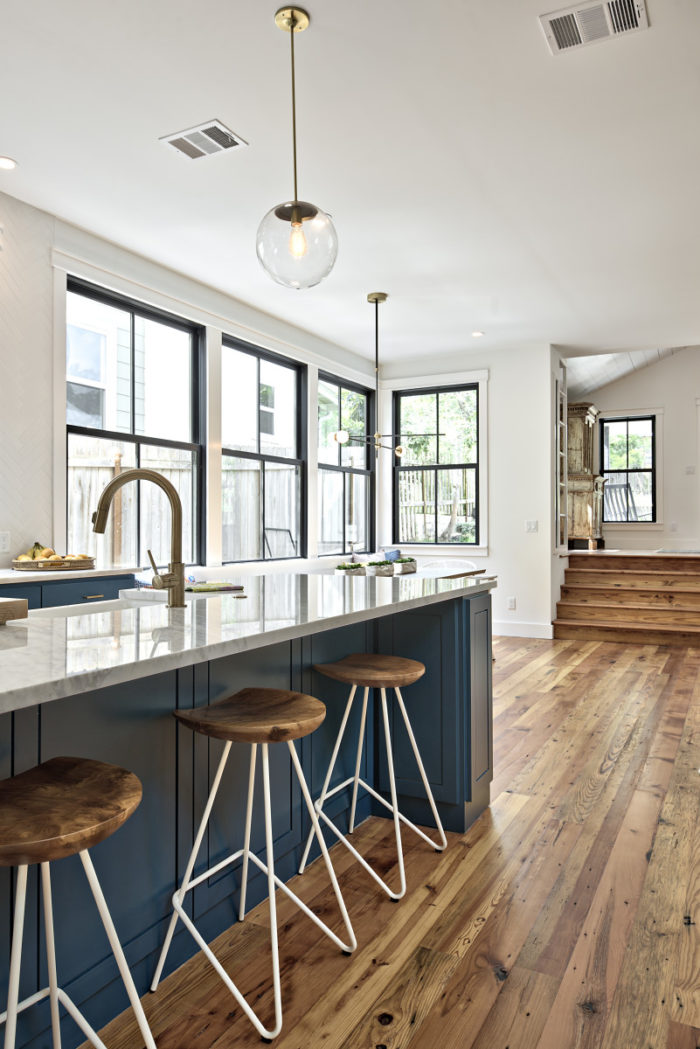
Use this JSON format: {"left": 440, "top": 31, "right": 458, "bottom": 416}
{"left": 256, "top": 201, "right": 338, "bottom": 290}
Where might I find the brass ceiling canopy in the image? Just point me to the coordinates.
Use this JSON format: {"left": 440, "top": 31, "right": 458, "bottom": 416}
{"left": 367, "top": 292, "right": 388, "bottom": 305}
{"left": 274, "top": 6, "right": 310, "bottom": 32}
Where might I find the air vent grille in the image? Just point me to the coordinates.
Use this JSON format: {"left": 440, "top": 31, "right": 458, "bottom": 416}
{"left": 160, "top": 120, "right": 248, "bottom": 159}
{"left": 540, "top": 0, "right": 649, "bottom": 54}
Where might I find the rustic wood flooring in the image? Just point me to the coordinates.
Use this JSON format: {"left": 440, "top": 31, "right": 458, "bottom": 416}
{"left": 93, "top": 637, "right": 700, "bottom": 1049}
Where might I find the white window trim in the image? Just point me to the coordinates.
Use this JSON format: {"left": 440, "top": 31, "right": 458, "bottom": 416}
{"left": 377, "top": 369, "right": 489, "bottom": 556}
{"left": 597, "top": 406, "right": 664, "bottom": 527}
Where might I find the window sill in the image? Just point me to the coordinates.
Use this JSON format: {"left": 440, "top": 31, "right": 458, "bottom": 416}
{"left": 603, "top": 523, "right": 663, "bottom": 530}
{"left": 395, "top": 544, "right": 489, "bottom": 558}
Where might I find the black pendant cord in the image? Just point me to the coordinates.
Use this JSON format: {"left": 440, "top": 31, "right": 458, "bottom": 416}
{"left": 290, "top": 9, "right": 299, "bottom": 203}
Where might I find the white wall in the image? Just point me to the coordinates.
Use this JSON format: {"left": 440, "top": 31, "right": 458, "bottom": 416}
{"left": 382, "top": 344, "right": 562, "bottom": 638}
{"left": 590, "top": 345, "right": 700, "bottom": 551}
{"left": 0, "top": 194, "right": 56, "bottom": 558}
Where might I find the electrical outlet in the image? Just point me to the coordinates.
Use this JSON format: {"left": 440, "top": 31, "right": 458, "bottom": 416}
{"left": 670, "top": 522, "right": 678, "bottom": 532}
{"left": 0, "top": 532, "right": 10, "bottom": 554}
{"left": 686, "top": 465, "right": 696, "bottom": 475}
{"left": 525, "top": 520, "right": 539, "bottom": 533}
{"left": 507, "top": 596, "right": 516, "bottom": 610}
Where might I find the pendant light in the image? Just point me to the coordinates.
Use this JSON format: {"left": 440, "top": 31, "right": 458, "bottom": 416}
{"left": 256, "top": 7, "right": 338, "bottom": 290}
{"left": 334, "top": 293, "right": 440, "bottom": 457}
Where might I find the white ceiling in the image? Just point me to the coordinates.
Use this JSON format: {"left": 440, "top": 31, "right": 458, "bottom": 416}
{"left": 2, "top": 0, "right": 700, "bottom": 363}
{"left": 565, "top": 346, "right": 683, "bottom": 399}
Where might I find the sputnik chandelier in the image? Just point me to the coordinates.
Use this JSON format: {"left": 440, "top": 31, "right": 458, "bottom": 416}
{"left": 256, "top": 7, "right": 338, "bottom": 290}
{"left": 333, "top": 293, "right": 440, "bottom": 458}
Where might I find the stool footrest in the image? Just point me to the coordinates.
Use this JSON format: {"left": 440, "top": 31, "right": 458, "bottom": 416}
{"left": 1, "top": 986, "right": 109, "bottom": 1049}
{"left": 322, "top": 777, "right": 446, "bottom": 851}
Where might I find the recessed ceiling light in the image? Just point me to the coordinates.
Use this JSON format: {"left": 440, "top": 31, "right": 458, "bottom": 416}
{"left": 0, "top": 157, "right": 17, "bottom": 171}
{"left": 472, "top": 330, "right": 485, "bottom": 338}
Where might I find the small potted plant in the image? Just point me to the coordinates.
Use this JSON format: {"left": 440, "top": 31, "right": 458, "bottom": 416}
{"left": 394, "top": 556, "right": 417, "bottom": 575}
{"left": 365, "top": 560, "right": 395, "bottom": 577}
{"left": 334, "top": 562, "right": 366, "bottom": 577}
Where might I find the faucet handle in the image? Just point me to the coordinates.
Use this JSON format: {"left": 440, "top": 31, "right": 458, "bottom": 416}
{"left": 146, "top": 549, "right": 159, "bottom": 576}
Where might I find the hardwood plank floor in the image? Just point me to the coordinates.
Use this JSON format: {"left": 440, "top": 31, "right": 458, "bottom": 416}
{"left": 91, "top": 637, "right": 700, "bottom": 1049}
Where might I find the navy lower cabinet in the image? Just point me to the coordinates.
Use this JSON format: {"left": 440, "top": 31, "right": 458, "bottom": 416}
{"left": 0, "top": 594, "right": 492, "bottom": 1049}
{"left": 0, "top": 584, "right": 42, "bottom": 609}
{"left": 0, "top": 574, "right": 134, "bottom": 610}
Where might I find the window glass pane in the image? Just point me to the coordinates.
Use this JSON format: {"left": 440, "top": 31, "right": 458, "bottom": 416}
{"left": 628, "top": 471, "right": 653, "bottom": 521}
{"left": 400, "top": 394, "right": 437, "bottom": 465}
{"left": 439, "top": 389, "right": 477, "bottom": 465}
{"left": 260, "top": 358, "right": 297, "bottom": 458}
{"left": 222, "top": 456, "right": 261, "bottom": 561}
{"left": 602, "top": 420, "right": 628, "bottom": 470}
{"left": 67, "top": 433, "right": 137, "bottom": 568}
{"left": 603, "top": 471, "right": 630, "bottom": 521}
{"left": 340, "top": 388, "right": 367, "bottom": 469}
{"left": 397, "top": 470, "right": 436, "bottom": 543}
{"left": 222, "top": 347, "right": 258, "bottom": 452}
{"left": 318, "top": 379, "right": 340, "bottom": 466}
{"left": 135, "top": 318, "right": 191, "bottom": 442}
{"left": 437, "top": 468, "right": 477, "bottom": 544}
{"left": 139, "top": 444, "right": 197, "bottom": 565}
{"left": 346, "top": 473, "right": 369, "bottom": 552}
{"left": 264, "top": 462, "right": 300, "bottom": 557}
{"left": 318, "top": 469, "right": 344, "bottom": 555}
{"left": 66, "top": 291, "right": 131, "bottom": 433}
{"left": 627, "top": 418, "right": 653, "bottom": 469}
{"left": 66, "top": 381, "right": 105, "bottom": 429}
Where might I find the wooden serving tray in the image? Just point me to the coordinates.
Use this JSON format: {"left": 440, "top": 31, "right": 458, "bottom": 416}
{"left": 0, "top": 597, "right": 28, "bottom": 624}
{"left": 12, "top": 558, "right": 96, "bottom": 572}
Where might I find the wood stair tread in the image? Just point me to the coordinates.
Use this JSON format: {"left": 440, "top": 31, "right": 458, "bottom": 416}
{"left": 552, "top": 617, "right": 700, "bottom": 634}
{"left": 561, "top": 582, "right": 700, "bottom": 594}
{"left": 558, "top": 600, "right": 700, "bottom": 614}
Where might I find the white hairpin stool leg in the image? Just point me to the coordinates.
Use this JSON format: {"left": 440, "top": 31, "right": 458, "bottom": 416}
{"left": 79, "top": 851, "right": 157, "bottom": 1049}
{"left": 238, "top": 743, "right": 257, "bottom": 920}
{"left": 3, "top": 864, "right": 27, "bottom": 1049}
{"left": 151, "top": 739, "right": 232, "bottom": 991}
{"left": 349, "top": 688, "right": 369, "bottom": 833}
{"left": 261, "top": 744, "right": 283, "bottom": 1040}
{"left": 380, "top": 688, "right": 406, "bottom": 901}
{"left": 394, "top": 687, "right": 447, "bottom": 851}
{"left": 298, "top": 685, "right": 357, "bottom": 874}
{"left": 40, "top": 864, "right": 62, "bottom": 1049}
{"left": 288, "top": 743, "right": 356, "bottom": 953}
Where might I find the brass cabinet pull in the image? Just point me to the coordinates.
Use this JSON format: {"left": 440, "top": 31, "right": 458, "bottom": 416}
{"left": 83, "top": 594, "right": 105, "bottom": 600}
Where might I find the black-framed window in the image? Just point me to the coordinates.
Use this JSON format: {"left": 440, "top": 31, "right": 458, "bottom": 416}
{"left": 221, "top": 338, "right": 306, "bottom": 562}
{"left": 600, "top": 415, "right": 656, "bottom": 522}
{"left": 394, "top": 384, "right": 479, "bottom": 545}
{"left": 317, "top": 375, "right": 374, "bottom": 556}
{"left": 66, "top": 279, "right": 204, "bottom": 570}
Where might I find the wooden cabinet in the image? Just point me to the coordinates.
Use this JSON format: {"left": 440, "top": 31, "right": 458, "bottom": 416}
{"left": 567, "top": 402, "right": 605, "bottom": 548}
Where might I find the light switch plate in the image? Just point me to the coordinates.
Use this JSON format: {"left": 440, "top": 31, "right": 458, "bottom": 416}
{"left": 525, "top": 520, "right": 539, "bottom": 533}
{"left": 0, "top": 532, "right": 10, "bottom": 554}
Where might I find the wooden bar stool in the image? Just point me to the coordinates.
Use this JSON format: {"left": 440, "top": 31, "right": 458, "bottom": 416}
{"left": 0, "top": 756, "right": 157, "bottom": 1049}
{"left": 298, "top": 654, "right": 447, "bottom": 901}
{"left": 150, "top": 687, "right": 356, "bottom": 1041}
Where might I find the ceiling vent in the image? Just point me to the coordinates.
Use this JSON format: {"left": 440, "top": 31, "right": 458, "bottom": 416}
{"left": 540, "top": 0, "right": 649, "bottom": 54}
{"left": 160, "top": 120, "right": 248, "bottom": 159}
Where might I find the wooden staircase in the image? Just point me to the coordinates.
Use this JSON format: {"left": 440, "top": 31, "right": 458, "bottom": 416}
{"left": 553, "top": 552, "right": 700, "bottom": 646}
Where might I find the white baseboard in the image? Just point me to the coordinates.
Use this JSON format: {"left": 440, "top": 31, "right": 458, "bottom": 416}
{"left": 493, "top": 621, "right": 554, "bottom": 640}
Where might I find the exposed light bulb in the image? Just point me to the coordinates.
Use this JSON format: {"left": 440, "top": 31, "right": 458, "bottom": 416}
{"left": 289, "top": 221, "right": 307, "bottom": 259}
{"left": 334, "top": 429, "right": 349, "bottom": 445}
{"left": 394, "top": 445, "right": 404, "bottom": 458}
{"left": 0, "top": 157, "right": 17, "bottom": 171}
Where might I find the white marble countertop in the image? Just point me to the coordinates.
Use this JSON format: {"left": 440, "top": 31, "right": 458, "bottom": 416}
{"left": 0, "top": 566, "right": 137, "bottom": 583}
{"left": 0, "top": 573, "right": 496, "bottom": 713}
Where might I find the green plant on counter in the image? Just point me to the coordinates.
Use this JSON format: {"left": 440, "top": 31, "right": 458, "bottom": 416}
{"left": 396, "top": 557, "right": 416, "bottom": 564}
{"left": 335, "top": 562, "right": 365, "bottom": 571}
{"left": 367, "top": 560, "right": 393, "bottom": 567}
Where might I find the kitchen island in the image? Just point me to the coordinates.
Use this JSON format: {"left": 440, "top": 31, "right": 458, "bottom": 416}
{"left": 0, "top": 572, "right": 495, "bottom": 1049}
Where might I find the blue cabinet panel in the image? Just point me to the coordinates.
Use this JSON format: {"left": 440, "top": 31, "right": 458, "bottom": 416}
{"left": 0, "top": 584, "right": 41, "bottom": 609}
{"left": 40, "top": 575, "right": 134, "bottom": 607}
{"left": 466, "top": 594, "right": 493, "bottom": 793}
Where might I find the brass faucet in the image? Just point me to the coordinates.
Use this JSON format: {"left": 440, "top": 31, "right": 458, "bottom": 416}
{"left": 92, "top": 468, "right": 186, "bottom": 608}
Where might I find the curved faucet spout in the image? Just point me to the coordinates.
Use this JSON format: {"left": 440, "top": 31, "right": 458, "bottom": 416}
{"left": 92, "top": 468, "right": 185, "bottom": 607}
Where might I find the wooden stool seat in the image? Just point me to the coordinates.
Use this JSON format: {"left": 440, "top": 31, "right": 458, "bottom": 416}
{"left": 0, "top": 756, "right": 142, "bottom": 867}
{"left": 174, "top": 687, "right": 326, "bottom": 743}
{"left": 314, "top": 653, "right": 425, "bottom": 689}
